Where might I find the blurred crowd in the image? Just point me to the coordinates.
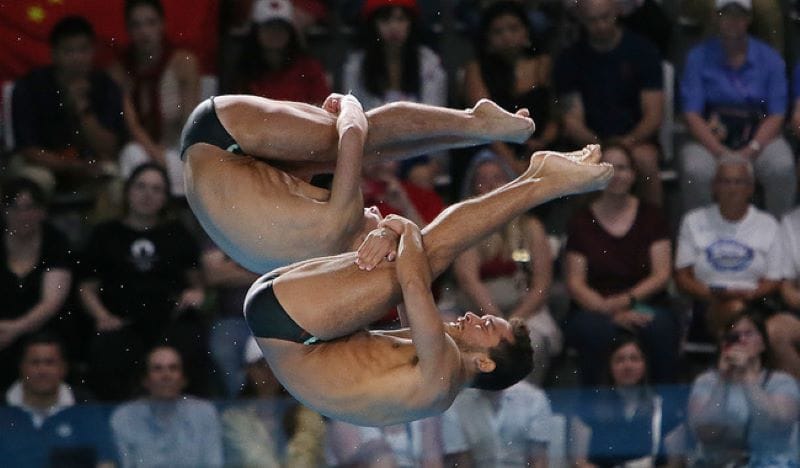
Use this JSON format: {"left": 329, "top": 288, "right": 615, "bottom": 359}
{"left": 3, "top": 0, "right": 800, "bottom": 466}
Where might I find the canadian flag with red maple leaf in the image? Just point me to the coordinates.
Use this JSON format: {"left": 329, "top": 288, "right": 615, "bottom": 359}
{"left": 0, "top": 0, "right": 218, "bottom": 82}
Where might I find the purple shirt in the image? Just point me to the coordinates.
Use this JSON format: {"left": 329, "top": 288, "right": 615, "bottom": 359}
{"left": 680, "top": 36, "right": 787, "bottom": 116}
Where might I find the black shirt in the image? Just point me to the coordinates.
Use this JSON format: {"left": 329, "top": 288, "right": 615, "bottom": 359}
{"left": 554, "top": 29, "right": 663, "bottom": 139}
{"left": 0, "top": 223, "right": 71, "bottom": 320}
{"left": 78, "top": 220, "right": 200, "bottom": 332}
{"left": 12, "top": 66, "right": 126, "bottom": 158}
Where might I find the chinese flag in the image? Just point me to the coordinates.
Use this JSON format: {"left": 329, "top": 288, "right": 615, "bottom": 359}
{"left": 0, "top": 0, "right": 219, "bottom": 83}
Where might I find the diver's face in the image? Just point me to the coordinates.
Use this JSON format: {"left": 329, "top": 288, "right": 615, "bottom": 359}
{"left": 450, "top": 312, "right": 514, "bottom": 350}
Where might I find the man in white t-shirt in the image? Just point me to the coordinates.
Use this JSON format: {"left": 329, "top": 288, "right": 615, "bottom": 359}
{"left": 441, "top": 380, "right": 553, "bottom": 468}
{"left": 675, "top": 154, "right": 783, "bottom": 337}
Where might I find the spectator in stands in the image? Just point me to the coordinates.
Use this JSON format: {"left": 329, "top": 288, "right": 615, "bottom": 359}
{"left": 678, "top": 0, "right": 783, "bottom": 53}
{"left": 453, "top": 151, "right": 561, "bottom": 384}
{"left": 202, "top": 242, "right": 259, "bottom": 398}
{"left": 687, "top": 310, "right": 799, "bottom": 467}
{"left": 464, "top": 1, "right": 558, "bottom": 175}
{"left": 555, "top": 0, "right": 664, "bottom": 206}
{"left": 679, "top": 0, "right": 795, "bottom": 218}
{"left": 362, "top": 160, "right": 432, "bottom": 229}
{"left": 222, "top": 338, "right": 325, "bottom": 467}
{"left": 0, "top": 333, "right": 115, "bottom": 468}
{"left": 78, "top": 163, "right": 205, "bottom": 401}
{"left": 111, "top": 0, "right": 201, "bottom": 196}
{"left": 342, "top": 0, "right": 445, "bottom": 112}
{"left": 565, "top": 142, "right": 679, "bottom": 385}
{"left": 790, "top": 60, "right": 800, "bottom": 141}
{"left": 571, "top": 334, "right": 682, "bottom": 467}
{"left": 442, "top": 379, "right": 553, "bottom": 467}
{"left": 10, "top": 16, "right": 125, "bottom": 197}
{"left": 231, "top": 0, "right": 330, "bottom": 104}
{"left": 111, "top": 345, "right": 223, "bottom": 467}
{"left": 675, "top": 155, "right": 783, "bottom": 341}
{"left": 0, "top": 178, "right": 72, "bottom": 393}
{"left": 326, "top": 416, "right": 451, "bottom": 467}
{"left": 768, "top": 206, "right": 800, "bottom": 379}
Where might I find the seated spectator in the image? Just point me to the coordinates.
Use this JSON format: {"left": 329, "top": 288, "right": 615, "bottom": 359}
{"left": 111, "top": 345, "right": 223, "bottom": 467}
{"left": 343, "top": 0, "right": 445, "bottom": 111}
{"left": 0, "top": 178, "right": 72, "bottom": 393}
{"left": 453, "top": 151, "right": 561, "bottom": 384}
{"left": 570, "top": 334, "right": 682, "bottom": 467}
{"left": 10, "top": 16, "right": 125, "bottom": 198}
{"left": 678, "top": 0, "right": 783, "bottom": 53}
{"left": 555, "top": 0, "right": 664, "bottom": 205}
{"left": 222, "top": 338, "right": 325, "bottom": 467}
{"left": 78, "top": 164, "right": 206, "bottom": 401}
{"left": 442, "top": 380, "right": 553, "bottom": 467}
{"left": 111, "top": 0, "right": 201, "bottom": 196}
{"left": 230, "top": 0, "right": 330, "bottom": 104}
{"left": 679, "top": 0, "right": 795, "bottom": 218}
{"left": 202, "top": 243, "right": 259, "bottom": 398}
{"left": 463, "top": 1, "right": 559, "bottom": 175}
{"left": 790, "top": 60, "right": 800, "bottom": 141}
{"left": 565, "top": 142, "right": 679, "bottom": 385}
{"left": 771, "top": 207, "right": 800, "bottom": 379}
{"left": 326, "top": 416, "right": 453, "bottom": 467}
{"left": 674, "top": 155, "right": 782, "bottom": 341}
{"left": 0, "top": 333, "right": 114, "bottom": 468}
{"left": 687, "top": 310, "right": 799, "bottom": 467}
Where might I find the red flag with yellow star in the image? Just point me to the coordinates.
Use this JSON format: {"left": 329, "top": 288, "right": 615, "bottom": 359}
{"left": 0, "top": 0, "right": 218, "bottom": 82}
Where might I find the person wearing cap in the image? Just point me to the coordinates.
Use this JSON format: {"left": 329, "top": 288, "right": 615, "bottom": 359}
{"left": 679, "top": 0, "right": 795, "bottom": 219}
{"left": 181, "top": 87, "right": 535, "bottom": 274}
{"left": 111, "top": 0, "right": 201, "bottom": 196}
{"left": 232, "top": 0, "right": 331, "bottom": 105}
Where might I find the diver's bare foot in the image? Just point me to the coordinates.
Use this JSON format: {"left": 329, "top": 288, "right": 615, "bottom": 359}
{"left": 525, "top": 144, "right": 612, "bottom": 197}
{"left": 469, "top": 99, "right": 535, "bottom": 143}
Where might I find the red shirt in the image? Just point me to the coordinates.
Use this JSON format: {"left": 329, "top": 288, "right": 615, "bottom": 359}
{"left": 245, "top": 56, "right": 330, "bottom": 104}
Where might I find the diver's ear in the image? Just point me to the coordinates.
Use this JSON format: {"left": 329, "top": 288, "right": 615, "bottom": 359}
{"left": 474, "top": 354, "right": 496, "bottom": 374}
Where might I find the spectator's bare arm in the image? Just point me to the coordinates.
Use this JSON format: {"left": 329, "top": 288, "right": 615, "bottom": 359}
{"left": 622, "top": 90, "right": 663, "bottom": 147}
{"left": 79, "top": 279, "right": 125, "bottom": 331}
{"left": 684, "top": 112, "right": 730, "bottom": 158}
{"left": 201, "top": 249, "right": 259, "bottom": 288}
{"left": 627, "top": 239, "right": 672, "bottom": 302}
{"left": 509, "top": 216, "right": 553, "bottom": 320}
{"left": 781, "top": 279, "right": 800, "bottom": 310}
{"left": 674, "top": 266, "right": 714, "bottom": 303}
{"left": 453, "top": 247, "right": 503, "bottom": 317}
{"left": 560, "top": 93, "right": 598, "bottom": 147}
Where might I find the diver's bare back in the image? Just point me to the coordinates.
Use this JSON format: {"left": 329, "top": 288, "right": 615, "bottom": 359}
{"left": 256, "top": 330, "right": 460, "bottom": 427}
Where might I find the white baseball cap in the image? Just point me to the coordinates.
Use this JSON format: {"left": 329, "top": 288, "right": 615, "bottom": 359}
{"left": 715, "top": 0, "right": 752, "bottom": 11}
{"left": 244, "top": 337, "right": 266, "bottom": 364}
{"left": 252, "top": 0, "right": 294, "bottom": 24}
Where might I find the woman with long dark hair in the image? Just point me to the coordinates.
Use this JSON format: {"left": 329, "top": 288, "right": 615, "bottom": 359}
{"left": 111, "top": 0, "right": 201, "bottom": 194}
{"left": 342, "top": 0, "right": 446, "bottom": 111}
{"left": 463, "top": 1, "right": 559, "bottom": 174}
{"left": 79, "top": 163, "right": 205, "bottom": 400}
{"left": 571, "top": 334, "right": 681, "bottom": 467}
{"left": 565, "top": 142, "right": 678, "bottom": 386}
